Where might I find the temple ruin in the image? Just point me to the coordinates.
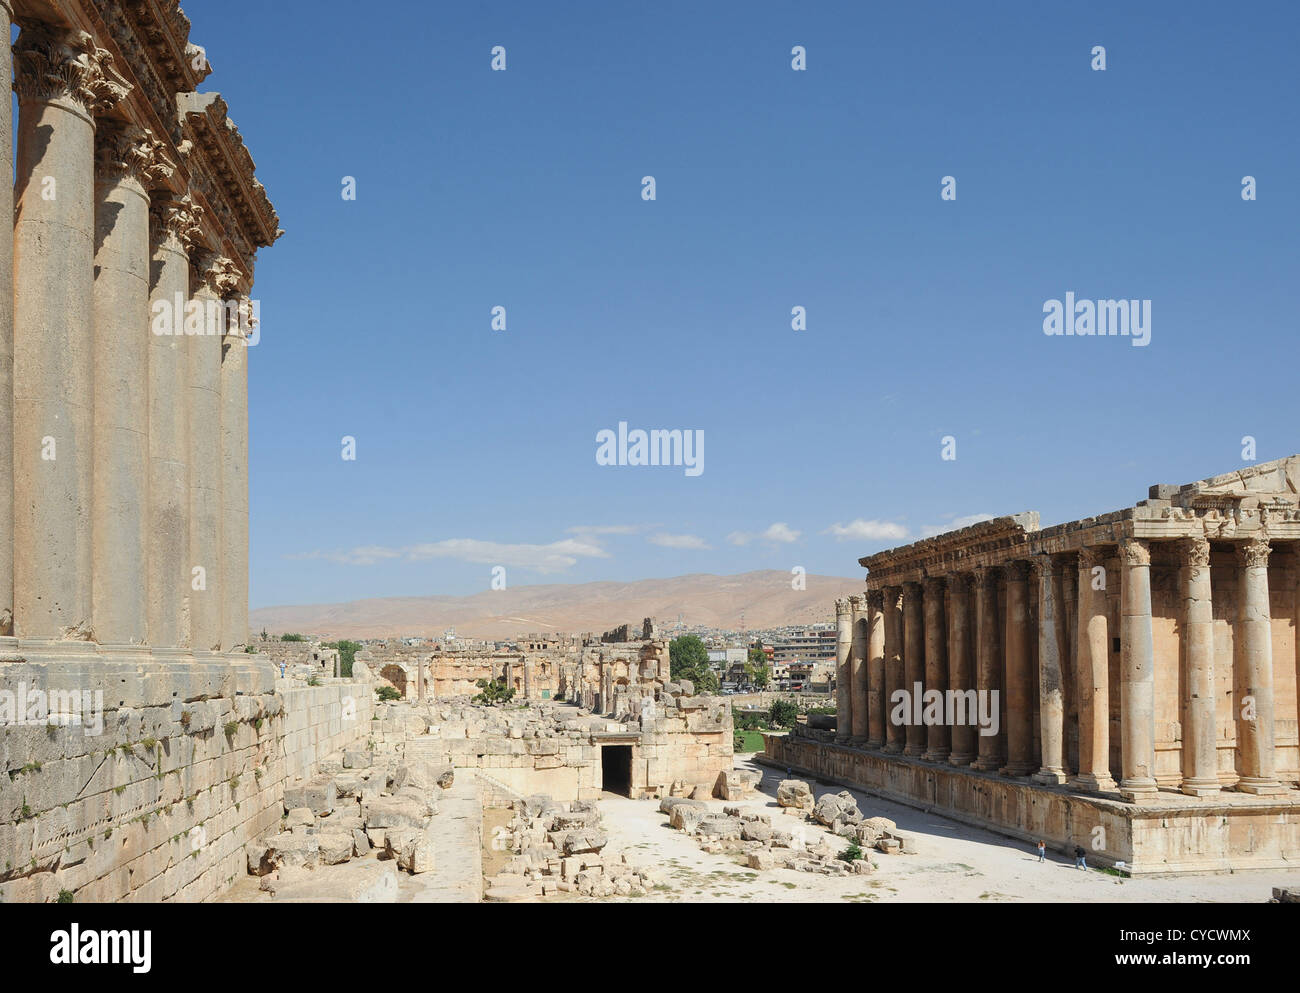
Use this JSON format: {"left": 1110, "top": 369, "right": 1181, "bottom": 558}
{"left": 764, "top": 456, "right": 1300, "bottom": 874}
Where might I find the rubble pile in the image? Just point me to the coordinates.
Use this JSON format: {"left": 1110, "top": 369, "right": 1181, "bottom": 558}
{"left": 485, "top": 793, "right": 655, "bottom": 901}
{"left": 243, "top": 752, "right": 455, "bottom": 894}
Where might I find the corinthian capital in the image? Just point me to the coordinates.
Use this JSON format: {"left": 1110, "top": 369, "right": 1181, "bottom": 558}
{"left": 1119, "top": 538, "right": 1151, "bottom": 567}
{"left": 1237, "top": 535, "right": 1271, "bottom": 569}
{"left": 14, "top": 24, "right": 131, "bottom": 115}
{"left": 1183, "top": 536, "right": 1211, "bottom": 570}
{"left": 95, "top": 122, "right": 172, "bottom": 187}
{"left": 194, "top": 251, "right": 242, "bottom": 296}
{"left": 150, "top": 194, "right": 203, "bottom": 252}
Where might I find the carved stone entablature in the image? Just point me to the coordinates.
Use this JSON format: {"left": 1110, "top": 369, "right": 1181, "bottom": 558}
{"left": 95, "top": 121, "right": 172, "bottom": 186}
{"left": 179, "top": 90, "right": 282, "bottom": 268}
{"left": 1077, "top": 546, "right": 1107, "bottom": 571}
{"left": 14, "top": 23, "right": 131, "bottom": 115}
{"left": 149, "top": 192, "right": 203, "bottom": 252}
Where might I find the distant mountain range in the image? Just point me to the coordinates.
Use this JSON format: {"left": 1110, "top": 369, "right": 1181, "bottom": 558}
{"left": 249, "top": 570, "right": 863, "bottom": 641}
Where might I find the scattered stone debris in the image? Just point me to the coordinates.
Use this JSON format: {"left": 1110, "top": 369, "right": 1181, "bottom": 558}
{"left": 246, "top": 753, "right": 456, "bottom": 896}
{"left": 661, "top": 781, "right": 911, "bottom": 875}
{"left": 1271, "top": 887, "right": 1298, "bottom": 903}
{"left": 485, "top": 794, "right": 655, "bottom": 901}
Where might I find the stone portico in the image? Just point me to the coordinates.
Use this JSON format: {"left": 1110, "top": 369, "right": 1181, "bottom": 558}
{"left": 764, "top": 457, "right": 1300, "bottom": 874}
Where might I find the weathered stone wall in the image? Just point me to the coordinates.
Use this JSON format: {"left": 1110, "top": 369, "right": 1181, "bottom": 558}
{"left": 0, "top": 660, "right": 372, "bottom": 902}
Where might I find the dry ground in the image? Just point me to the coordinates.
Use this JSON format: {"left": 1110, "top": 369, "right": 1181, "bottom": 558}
{"left": 584, "top": 755, "right": 1300, "bottom": 903}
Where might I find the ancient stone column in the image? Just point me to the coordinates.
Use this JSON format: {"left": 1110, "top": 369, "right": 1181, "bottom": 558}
{"left": 1119, "top": 538, "right": 1158, "bottom": 800}
{"left": 1032, "top": 556, "right": 1068, "bottom": 784}
{"left": 972, "top": 566, "right": 1003, "bottom": 771}
{"left": 524, "top": 657, "right": 533, "bottom": 699}
{"left": 189, "top": 252, "right": 239, "bottom": 654}
{"left": 12, "top": 25, "right": 129, "bottom": 645}
{"left": 946, "top": 573, "right": 976, "bottom": 766}
{"left": 1060, "top": 559, "right": 1078, "bottom": 773}
{"left": 902, "top": 582, "right": 926, "bottom": 757}
{"left": 1234, "top": 535, "right": 1283, "bottom": 794}
{"left": 849, "top": 594, "right": 868, "bottom": 744}
{"left": 1000, "top": 561, "right": 1034, "bottom": 777}
{"left": 0, "top": 0, "right": 15, "bottom": 642}
{"left": 834, "top": 597, "right": 853, "bottom": 743}
{"left": 148, "top": 195, "right": 202, "bottom": 653}
{"left": 92, "top": 123, "right": 168, "bottom": 651}
{"left": 1072, "top": 547, "right": 1116, "bottom": 791}
{"left": 883, "top": 587, "right": 905, "bottom": 754}
{"left": 866, "top": 590, "right": 886, "bottom": 749}
{"left": 220, "top": 296, "right": 252, "bottom": 653}
{"left": 922, "top": 577, "right": 950, "bottom": 762}
{"left": 1179, "top": 537, "right": 1220, "bottom": 795}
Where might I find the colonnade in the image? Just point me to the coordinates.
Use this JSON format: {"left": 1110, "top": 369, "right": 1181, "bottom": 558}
{"left": 1, "top": 19, "right": 254, "bottom": 659}
{"left": 833, "top": 534, "right": 1289, "bottom": 800}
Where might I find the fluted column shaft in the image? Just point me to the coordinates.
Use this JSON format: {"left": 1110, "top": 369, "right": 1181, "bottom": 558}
{"left": 0, "top": 0, "right": 15, "bottom": 639}
{"left": 972, "top": 567, "right": 1003, "bottom": 771}
{"left": 902, "top": 583, "right": 925, "bottom": 756}
{"left": 1001, "top": 561, "right": 1034, "bottom": 776}
{"left": 1033, "top": 556, "right": 1068, "bottom": 784}
{"left": 189, "top": 254, "right": 237, "bottom": 654}
{"left": 866, "top": 590, "right": 886, "bottom": 749}
{"left": 1179, "top": 537, "right": 1219, "bottom": 795}
{"left": 1119, "top": 538, "right": 1158, "bottom": 800}
{"left": 922, "top": 577, "right": 950, "bottom": 761}
{"left": 148, "top": 197, "right": 200, "bottom": 652}
{"left": 1072, "top": 548, "right": 1116, "bottom": 791}
{"left": 13, "top": 25, "right": 127, "bottom": 644}
{"left": 92, "top": 124, "right": 165, "bottom": 648}
{"left": 1235, "top": 536, "right": 1282, "bottom": 793}
{"left": 834, "top": 597, "right": 853, "bottom": 742}
{"left": 946, "top": 574, "right": 976, "bottom": 765}
{"left": 220, "top": 296, "right": 251, "bottom": 652}
{"left": 883, "top": 587, "right": 905, "bottom": 753}
{"left": 849, "top": 594, "right": 868, "bottom": 743}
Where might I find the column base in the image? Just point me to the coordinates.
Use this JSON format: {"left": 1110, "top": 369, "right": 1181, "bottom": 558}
{"left": 1179, "top": 778, "right": 1222, "bottom": 797}
{"left": 922, "top": 749, "right": 951, "bottom": 763}
{"left": 1235, "top": 777, "right": 1286, "bottom": 796}
{"left": 848, "top": 736, "right": 867, "bottom": 747}
{"left": 883, "top": 741, "right": 904, "bottom": 754}
{"left": 903, "top": 743, "right": 926, "bottom": 757}
{"left": 833, "top": 735, "right": 852, "bottom": 745}
{"left": 999, "top": 761, "right": 1035, "bottom": 778}
{"left": 1070, "top": 773, "right": 1118, "bottom": 793}
{"left": 1119, "top": 777, "right": 1159, "bottom": 802}
{"left": 865, "top": 738, "right": 884, "bottom": 751}
{"left": 15, "top": 639, "right": 101, "bottom": 664}
{"left": 1032, "top": 768, "right": 1069, "bottom": 786}
{"left": 0, "top": 635, "right": 21, "bottom": 661}
{"left": 948, "top": 752, "right": 976, "bottom": 767}
{"left": 971, "top": 756, "right": 1003, "bottom": 772}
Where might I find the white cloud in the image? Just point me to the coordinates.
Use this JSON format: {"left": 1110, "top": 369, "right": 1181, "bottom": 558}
{"left": 822, "top": 519, "right": 910, "bottom": 543}
{"left": 648, "top": 533, "right": 712, "bottom": 550}
{"left": 726, "top": 522, "right": 802, "bottom": 546}
{"left": 920, "top": 513, "right": 995, "bottom": 538}
{"left": 288, "top": 537, "right": 609, "bottom": 574}
{"left": 565, "top": 524, "right": 649, "bottom": 536}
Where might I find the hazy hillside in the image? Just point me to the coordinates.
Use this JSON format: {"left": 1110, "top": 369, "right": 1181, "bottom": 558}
{"left": 250, "top": 570, "right": 863, "bottom": 640}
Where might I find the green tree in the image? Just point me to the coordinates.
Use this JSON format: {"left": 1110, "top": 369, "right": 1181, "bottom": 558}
{"left": 473, "top": 677, "right": 516, "bottom": 705}
{"left": 280, "top": 632, "right": 305, "bottom": 642}
{"left": 769, "top": 699, "right": 799, "bottom": 728}
{"left": 746, "top": 646, "right": 770, "bottom": 689}
{"left": 324, "top": 640, "right": 362, "bottom": 678}
{"left": 670, "top": 635, "right": 709, "bottom": 682}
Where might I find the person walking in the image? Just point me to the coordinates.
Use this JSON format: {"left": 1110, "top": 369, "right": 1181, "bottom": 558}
{"left": 1074, "top": 844, "right": 1087, "bottom": 870}
{"left": 1036, "top": 839, "right": 1046, "bottom": 863}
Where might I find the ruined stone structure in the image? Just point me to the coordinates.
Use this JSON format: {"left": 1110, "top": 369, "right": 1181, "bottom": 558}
{"left": 765, "top": 457, "right": 1300, "bottom": 874}
{"left": 0, "top": 2, "right": 373, "bottom": 905}
{"left": 0, "top": 0, "right": 277, "bottom": 661}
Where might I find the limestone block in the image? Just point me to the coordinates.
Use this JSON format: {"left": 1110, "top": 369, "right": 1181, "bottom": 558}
{"left": 283, "top": 780, "right": 336, "bottom": 816}
{"left": 285, "top": 807, "right": 314, "bottom": 829}
{"left": 318, "top": 832, "right": 354, "bottom": 865}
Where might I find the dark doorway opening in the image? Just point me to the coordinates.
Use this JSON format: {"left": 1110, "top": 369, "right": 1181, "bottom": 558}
{"left": 601, "top": 745, "right": 632, "bottom": 796}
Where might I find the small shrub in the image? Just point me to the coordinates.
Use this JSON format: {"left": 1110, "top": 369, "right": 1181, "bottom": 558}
{"left": 57, "top": 889, "right": 74, "bottom": 904}
{"left": 179, "top": 710, "right": 192, "bottom": 729}
{"left": 839, "top": 840, "right": 865, "bottom": 863}
{"left": 223, "top": 721, "right": 239, "bottom": 739}
{"left": 376, "top": 686, "right": 402, "bottom": 703}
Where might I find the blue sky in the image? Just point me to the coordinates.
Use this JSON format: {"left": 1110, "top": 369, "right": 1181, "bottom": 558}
{"left": 183, "top": 1, "right": 1298, "bottom": 608}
